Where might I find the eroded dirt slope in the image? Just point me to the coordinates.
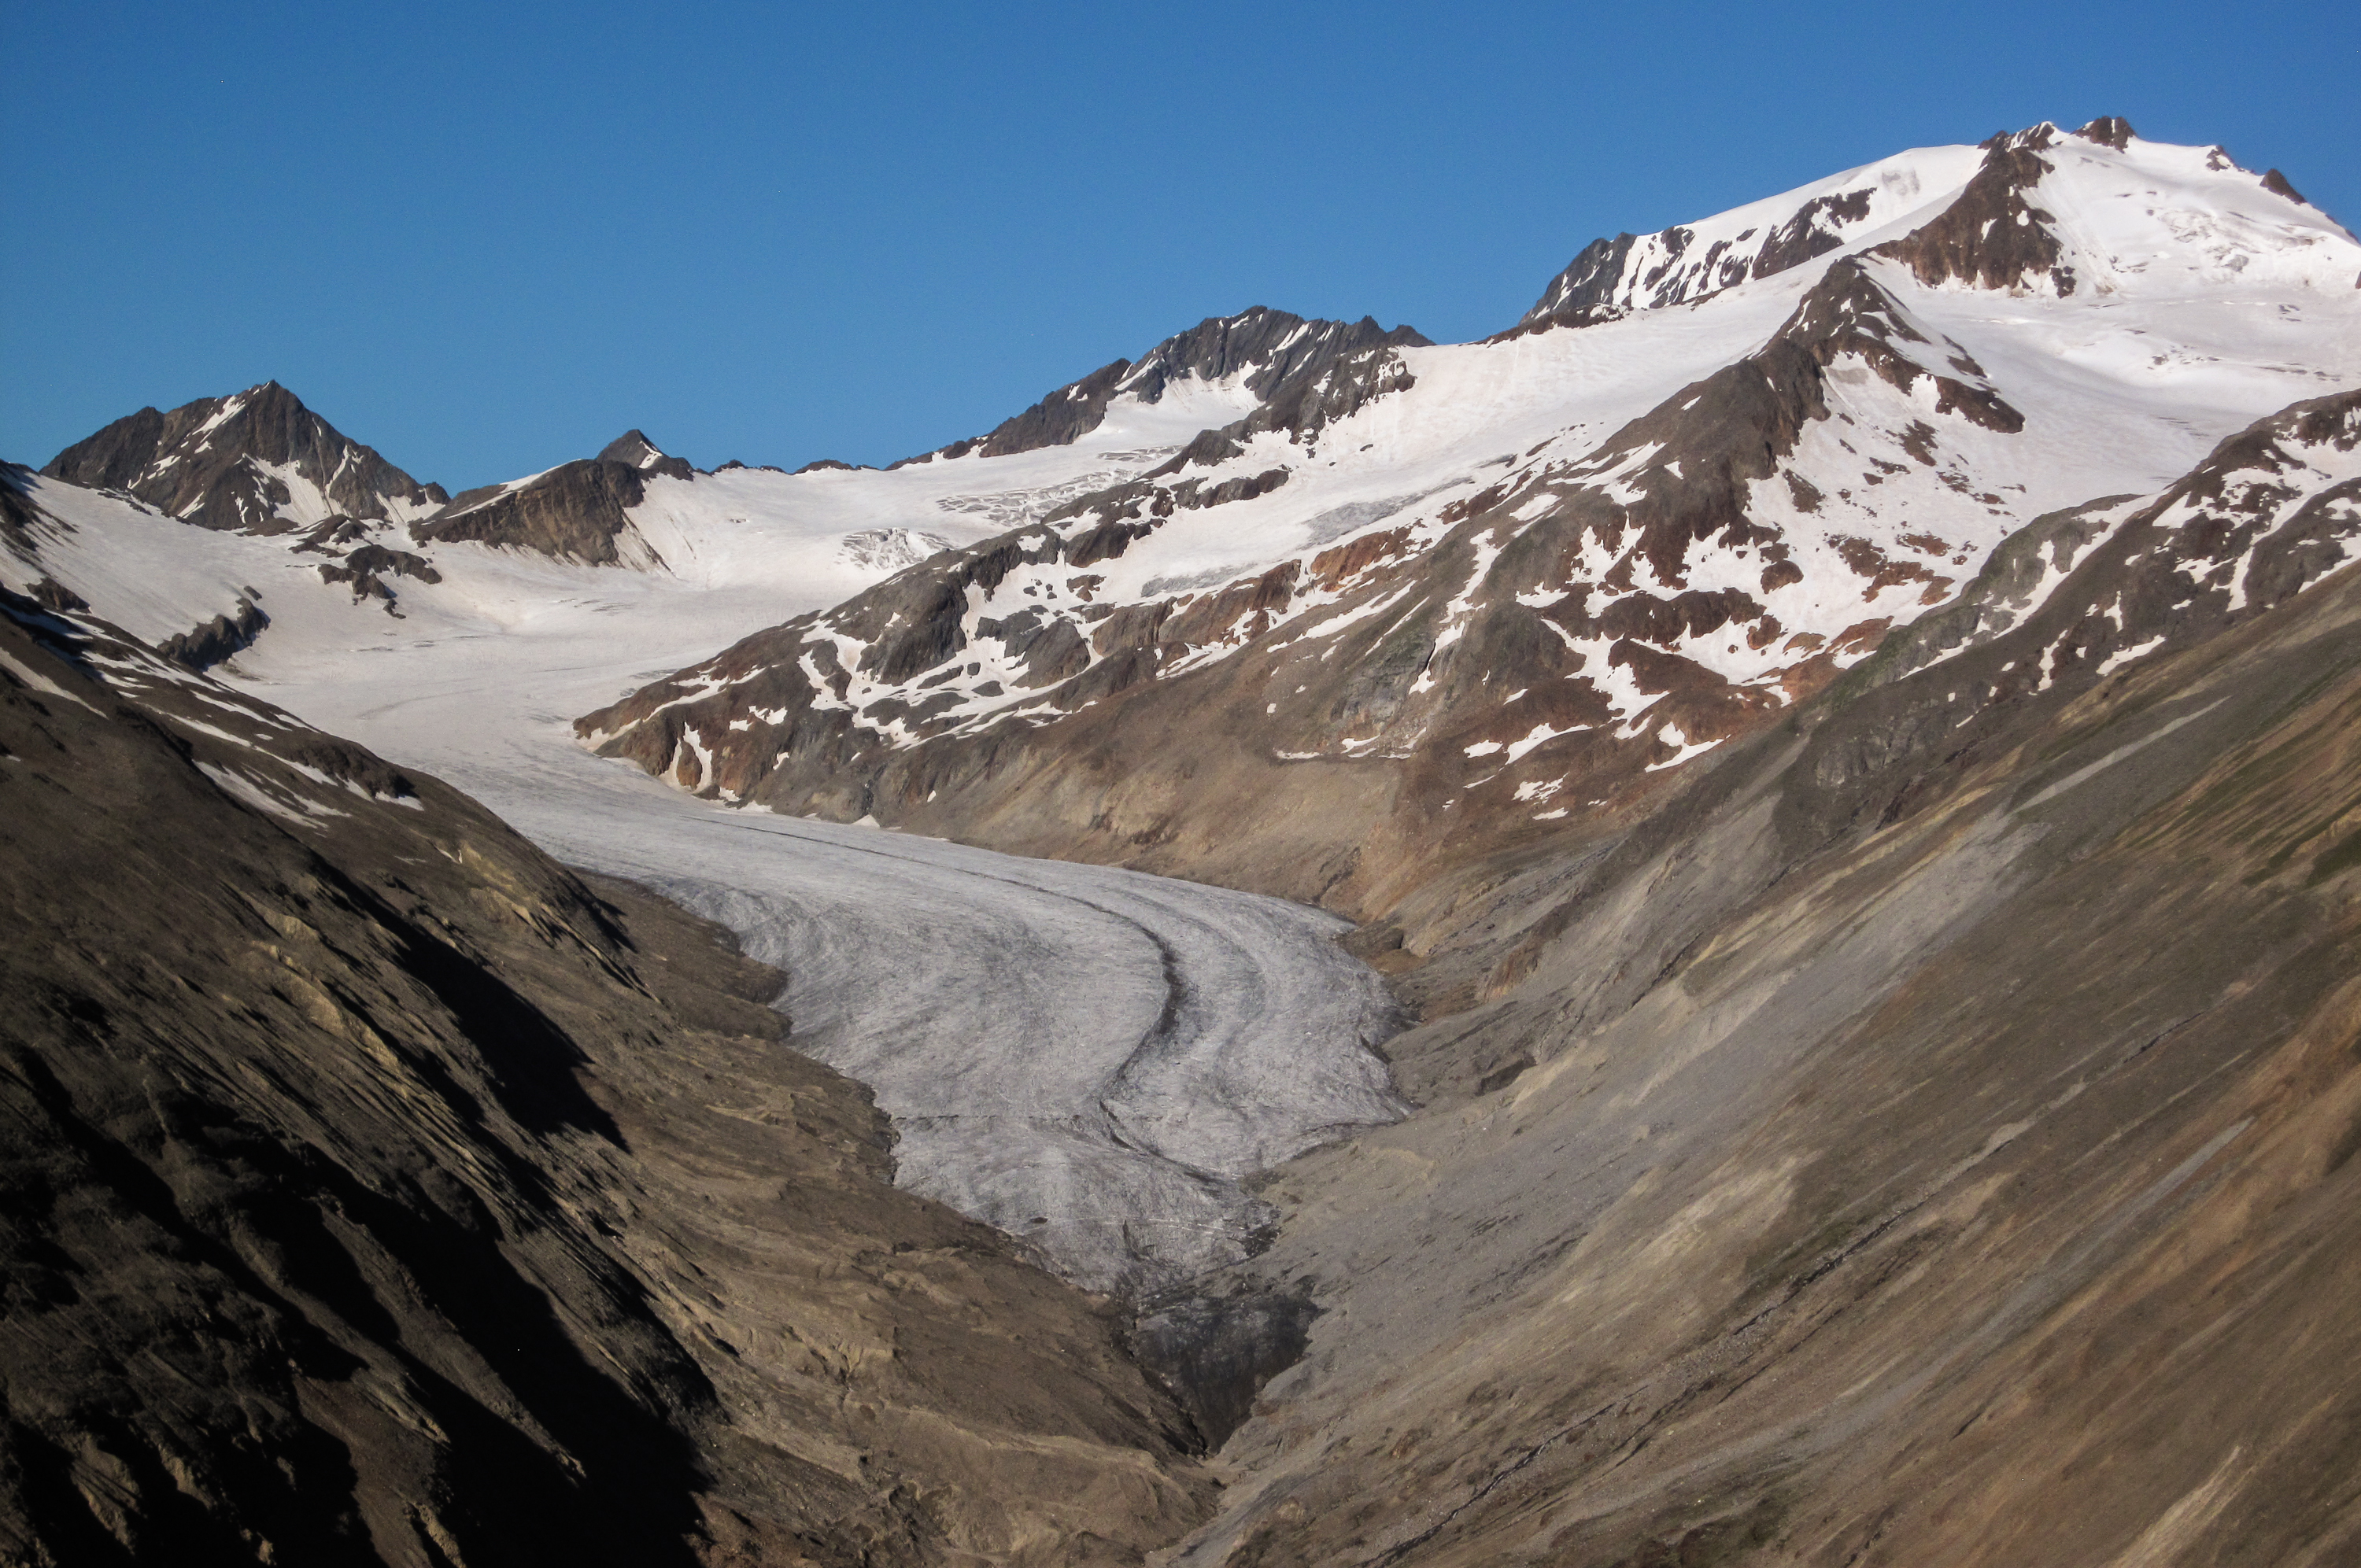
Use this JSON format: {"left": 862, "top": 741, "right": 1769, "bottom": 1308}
{"left": 1153, "top": 515, "right": 2361, "bottom": 1568}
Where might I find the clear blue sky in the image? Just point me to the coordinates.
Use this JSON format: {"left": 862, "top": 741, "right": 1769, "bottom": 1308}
{"left": 6, "top": 1, "right": 2355, "bottom": 490}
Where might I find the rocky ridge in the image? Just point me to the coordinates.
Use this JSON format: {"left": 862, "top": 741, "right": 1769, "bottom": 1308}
{"left": 905, "top": 308, "right": 1432, "bottom": 464}
{"left": 578, "top": 120, "right": 2361, "bottom": 913}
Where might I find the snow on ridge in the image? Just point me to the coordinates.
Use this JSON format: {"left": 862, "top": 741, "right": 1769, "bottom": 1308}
{"left": 1521, "top": 142, "right": 1990, "bottom": 325}
{"left": 577, "top": 122, "right": 2361, "bottom": 808}
{"left": 17, "top": 120, "right": 2361, "bottom": 828}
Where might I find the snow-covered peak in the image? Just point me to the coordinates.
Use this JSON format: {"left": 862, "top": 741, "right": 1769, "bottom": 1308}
{"left": 1516, "top": 119, "right": 2359, "bottom": 334}
{"left": 1517, "top": 143, "right": 1989, "bottom": 329}
{"left": 1991, "top": 122, "right": 2359, "bottom": 299}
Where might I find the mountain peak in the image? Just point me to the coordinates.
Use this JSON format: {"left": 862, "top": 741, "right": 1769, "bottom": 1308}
{"left": 597, "top": 430, "right": 694, "bottom": 481}
{"left": 1515, "top": 119, "right": 2352, "bottom": 338}
{"left": 42, "top": 384, "right": 445, "bottom": 534}
{"left": 2073, "top": 115, "right": 2135, "bottom": 150}
{"left": 900, "top": 306, "right": 1431, "bottom": 466}
{"left": 1512, "top": 140, "right": 1991, "bottom": 334}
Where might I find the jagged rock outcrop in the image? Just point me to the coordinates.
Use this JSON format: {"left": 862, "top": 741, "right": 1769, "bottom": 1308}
{"left": 317, "top": 543, "right": 442, "bottom": 609}
{"left": 1873, "top": 123, "right": 2080, "bottom": 295}
{"left": 904, "top": 308, "right": 1431, "bottom": 463}
{"left": 597, "top": 429, "right": 696, "bottom": 481}
{"left": 42, "top": 382, "right": 446, "bottom": 533}
{"left": 416, "top": 459, "right": 657, "bottom": 566}
{"left": 410, "top": 434, "right": 705, "bottom": 566}
{"left": 153, "top": 592, "right": 268, "bottom": 669}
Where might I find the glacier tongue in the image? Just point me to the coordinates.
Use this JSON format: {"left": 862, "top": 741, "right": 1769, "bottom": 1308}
{"left": 442, "top": 750, "right": 1406, "bottom": 1299}
{"left": 172, "top": 538, "right": 1410, "bottom": 1298}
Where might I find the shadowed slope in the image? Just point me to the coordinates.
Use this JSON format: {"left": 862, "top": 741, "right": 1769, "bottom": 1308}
{"left": 0, "top": 590, "right": 1212, "bottom": 1566}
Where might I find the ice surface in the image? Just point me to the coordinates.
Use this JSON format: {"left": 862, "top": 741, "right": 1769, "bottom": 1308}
{"left": 266, "top": 644, "right": 1406, "bottom": 1297}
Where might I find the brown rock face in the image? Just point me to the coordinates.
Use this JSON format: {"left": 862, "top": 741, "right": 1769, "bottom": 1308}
{"left": 1874, "top": 124, "right": 2078, "bottom": 296}
{"left": 2262, "top": 166, "right": 2310, "bottom": 205}
{"left": 0, "top": 592, "right": 1211, "bottom": 1565}
{"left": 2074, "top": 113, "right": 2136, "bottom": 150}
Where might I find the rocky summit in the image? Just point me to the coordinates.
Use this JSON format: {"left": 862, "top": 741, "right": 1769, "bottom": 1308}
{"left": 7, "top": 117, "right": 2361, "bottom": 1566}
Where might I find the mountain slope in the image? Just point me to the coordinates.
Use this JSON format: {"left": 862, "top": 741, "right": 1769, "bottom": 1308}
{"left": 0, "top": 588, "right": 1213, "bottom": 1566}
{"left": 13, "top": 111, "right": 2361, "bottom": 1568}
{"left": 1144, "top": 406, "right": 2361, "bottom": 1567}
{"left": 578, "top": 120, "right": 2361, "bottom": 913}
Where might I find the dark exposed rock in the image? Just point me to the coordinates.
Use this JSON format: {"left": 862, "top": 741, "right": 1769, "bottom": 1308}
{"left": 28, "top": 578, "right": 87, "bottom": 614}
{"left": 1516, "top": 232, "right": 1643, "bottom": 331}
{"left": 1875, "top": 126, "right": 2076, "bottom": 295}
{"left": 338, "top": 543, "right": 439, "bottom": 583}
{"left": 898, "top": 308, "right": 1430, "bottom": 464}
{"left": 416, "top": 461, "right": 650, "bottom": 566}
{"left": 1129, "top": 1285, "right": 1321, "bottom": 1449}
{"left": 319, "top": 544, "right": 442, "bottom": 610}
{"left": 42, "top": 382, "right": 445, "bottom": 534}
{"left": 1513, "top": 185, "right": 1880, "bottom": 337}
{"left": 2074, "top": 114, "right": 2136, "bottom": 150}
{"left": 0, "top": 463, "right": 50, "bottom": 555}
{"left": 596, "top": 429, "right": 696, "bottom": 481}
{"left": 293, "top": 515, "right": 376, "bottom": 553}
{"left": 1747, "top": 186, "right": 1875, "bottom": 279}
{"left": 1781, "top": 260, "right": 2024, "bottom": 432}
{"left": 2262, "top": 168, "right": 2309, "bottom": 205}
{"left": 154, "top": 595, "right": 268, "bottom": 670}
{"left": 925, "top": 360, "right": 1136, "bottom": 462}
